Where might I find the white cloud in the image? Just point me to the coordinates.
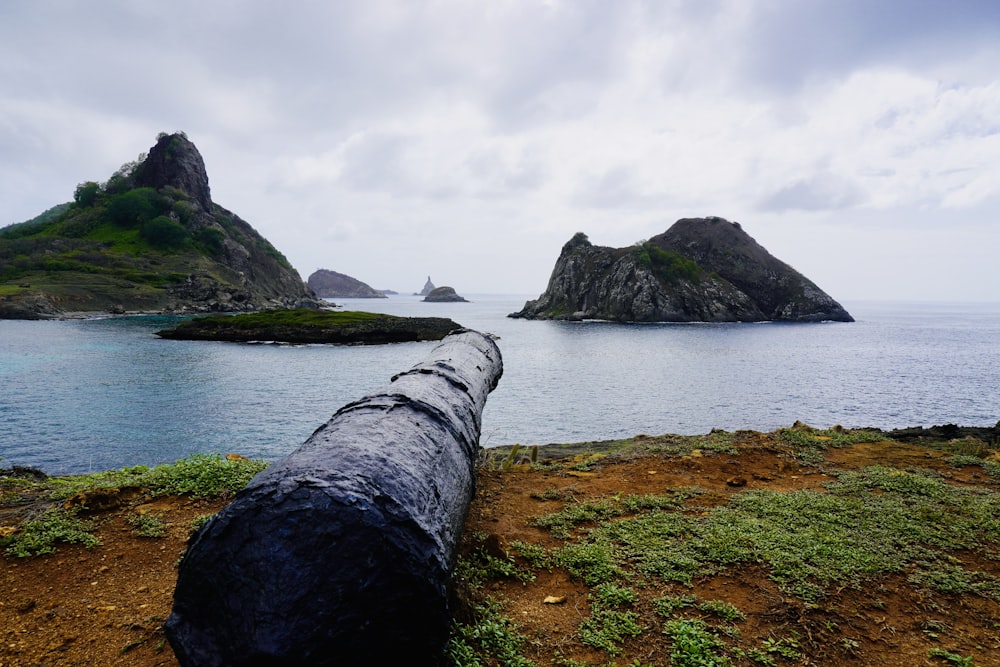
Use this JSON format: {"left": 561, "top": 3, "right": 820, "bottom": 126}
{"left": 3, "top": 0, "right": 1000, "bottom": 300}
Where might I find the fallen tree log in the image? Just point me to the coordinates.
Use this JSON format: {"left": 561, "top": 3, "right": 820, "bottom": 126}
{"left": 164, "top": 329, "right": 503, "bottom": 667}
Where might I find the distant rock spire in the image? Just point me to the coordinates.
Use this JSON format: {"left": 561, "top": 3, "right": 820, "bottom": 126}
{"left": 419, "top": 276, "right": 435, "bottom": 296}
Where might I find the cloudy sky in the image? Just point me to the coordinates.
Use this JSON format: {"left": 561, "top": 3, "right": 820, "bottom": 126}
{"left": 2, "top": 0, "right": 999, "bottom": 302}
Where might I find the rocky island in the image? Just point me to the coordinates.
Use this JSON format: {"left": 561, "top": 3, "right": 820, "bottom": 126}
{"left": 423, "top": 286, "right": 469, "bottom": 302}
{"left": 0, "top": 132, "right": 319, "bottom": 318}
{"left": 510, "top": 217, "right": 853, "bottom": 323}
{"left": 155, "top": 309, "right": 462, "bottom": 344}
{"left": 307, "top": 269, "right": 386, "bottom": 299}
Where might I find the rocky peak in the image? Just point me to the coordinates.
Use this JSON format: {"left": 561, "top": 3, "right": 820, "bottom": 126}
{"left": 510, "top": 217, "right": 853, "bottom": 323}
{"left": 0, "top": 131, "right": 322, "bottom": 318}
{"left": 651, "top": 217, "right": 853, "bottom": 321}
{"left": 133, "top": 132, "right": 212, "bottom": 209}
{"left": 564, "top": 232, "right": 591, "bottom": 251}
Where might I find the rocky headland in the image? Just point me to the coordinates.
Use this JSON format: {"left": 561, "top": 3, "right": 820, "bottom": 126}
{"left": 510, "top": 217, "right": 853, "bottom": 323}
{"left": 0, "top": 132, "right": 320, "bottom": 319}
{"left": 307, "top": 269, "right": 386, "bottom": 299}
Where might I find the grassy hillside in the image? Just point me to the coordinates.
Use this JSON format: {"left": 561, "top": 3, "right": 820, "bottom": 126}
{"left": 2, "top": 189, "right": 264, "bottom": 311}
{"left": 0, "top": 132, "right": 312, "bottom": 317}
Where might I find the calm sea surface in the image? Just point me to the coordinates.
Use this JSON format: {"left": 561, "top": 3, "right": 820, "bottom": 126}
{"left": 1, "top": 296, "right": 998, "bottom": 475}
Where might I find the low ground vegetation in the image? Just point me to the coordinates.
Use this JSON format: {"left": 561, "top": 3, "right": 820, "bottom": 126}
{"left": 455, "top": 425, "right": 1000, "bottom": 667}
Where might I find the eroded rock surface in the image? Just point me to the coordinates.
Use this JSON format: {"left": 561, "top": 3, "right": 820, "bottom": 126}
{"left": 510, "top": 217, "right": 853, "bottom": 322}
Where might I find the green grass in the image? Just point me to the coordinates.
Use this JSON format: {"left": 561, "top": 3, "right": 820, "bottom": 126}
{"left": 530, "top": 490, "right": 695, "bottom": 539}
{"left": 182, "top": 309, "right": 391, "bottom": 329}
{"left": 580, "top": 607, "right": 645, "bottom": 656}
{"left": 635, "top": 243, "right": 704, "bottom": 286}
{"left": 928, "top": 647, "right": 976, "bottom": 666}
{"left": 0, "top": 171, "right": 304, "bottom": 312}
{"left": 662, "top": 618, "right": 731, "bottom": 667}
{"left": 1, "top": 454, "right": 268, "bottom": 557}
{"left": 3, "top": 508, "right": 100, "bottom": 557}
{"left": 155, "top": 308, "right": 462, "bottom": 343}
{"left": 454, "top": 429, "right": 1000, "bottom": 665}
{"left": 579, "top": 584, "right": 645, "bottom": 656}
{"left": 127, "top": 512, "right": 168, "bottom": 538}
{"left": 140, "top": 453, "right": 268, "bottom": 497}
{"left": 447, "top": 598, "right": 535, "bottom": 667}
{"left": 534, "top": 467, "right": 1000, "bottom": 602}
{"left": 43, "top": 454, "right": 268, "bottom": 501}
{"left": 948, "top": 454, "right": 1000, "bottom": 479}
{"left": 774, "top": 425, "right": 885, "bottom": 465}
{"left": 454, "top": 546, "right": 536, "bottom": 588}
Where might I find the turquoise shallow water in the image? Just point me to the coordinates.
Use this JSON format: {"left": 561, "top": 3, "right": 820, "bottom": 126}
{"left": 1, "top": 296, "right": 998, "bottom": 474}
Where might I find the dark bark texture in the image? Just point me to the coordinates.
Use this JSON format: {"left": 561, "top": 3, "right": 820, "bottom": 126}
{"left": 164, "top": 330, "right": 503, "bottom": 666}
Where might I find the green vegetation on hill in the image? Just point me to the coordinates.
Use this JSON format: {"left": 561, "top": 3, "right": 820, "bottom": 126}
{"left": 0, "top": 132, "right": 311, "bottom": 317}
{"left": 634, "top": 242, "right": 704, "bottom": 285}
{"left": 4, "top": 184, "right": 251, "bottom": 288}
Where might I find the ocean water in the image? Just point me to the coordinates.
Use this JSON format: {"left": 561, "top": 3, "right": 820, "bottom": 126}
{"left": 1, "top": 296, "right": 998, "bottom": 475}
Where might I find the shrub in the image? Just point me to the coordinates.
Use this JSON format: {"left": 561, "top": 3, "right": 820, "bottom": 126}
{"left": 635, "top": 243, "right": 702, "bottom": 285}
{"left": 73, "top": 181, "right": 101, "bottom": 207}
{"left": 195, "top": 226, "right": 225, "bottom": 253}
{"left": 108, "top": 188, "right": 159, "bottom": 228}
{"left": 141, "top": 215, "right": 189, "bottom": 249}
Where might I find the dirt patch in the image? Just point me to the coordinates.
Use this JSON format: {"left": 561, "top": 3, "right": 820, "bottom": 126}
{"left": 1, "top": 492, "right": 227, "bottom": 667}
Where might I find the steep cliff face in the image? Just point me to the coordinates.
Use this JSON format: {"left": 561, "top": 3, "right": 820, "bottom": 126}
{"left": 0, "top": 132, "right": 320, "bottom": 317}
{"left": 510, "top": 218, "right": 853, "bottom": 323}
{"left": 133, "top": 133, "right": 318, "bottom": 312}
{"left": 651, "top": 217, "right": 853, "bottom": 322}
{"left": 133, "top": 133, "right": 212, "bottom": 210}
{"left": 307, "top": 269, "right": 386, "bottom": 298}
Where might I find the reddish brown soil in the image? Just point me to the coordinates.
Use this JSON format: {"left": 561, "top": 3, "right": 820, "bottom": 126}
{"left": 2, "top": 437, "right": 999, "bottom": 666}
{"left": 1, "top": 495, "right": 228, "bottom": 667}
{"left": 461, "top": 439, "right": 1000, "bottom": 667}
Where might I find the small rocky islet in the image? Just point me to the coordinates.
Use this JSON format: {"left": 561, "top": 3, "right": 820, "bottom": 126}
{"left": 155, "top": 309, "right": 463, "bottom": 344}
{"left": 423, "top": 286, "right": 469, "bottom": 302}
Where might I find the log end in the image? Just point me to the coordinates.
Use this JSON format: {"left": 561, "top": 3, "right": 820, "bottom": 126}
{"left": 165, "top": 486, "right": 452, "bottom": 666}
